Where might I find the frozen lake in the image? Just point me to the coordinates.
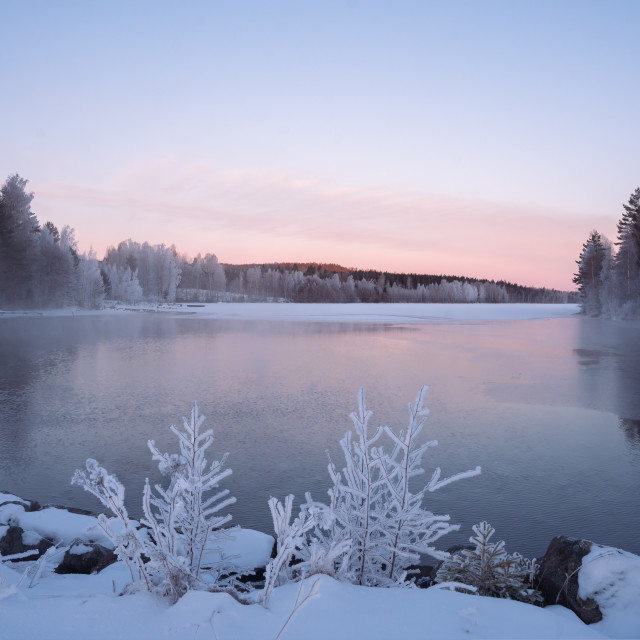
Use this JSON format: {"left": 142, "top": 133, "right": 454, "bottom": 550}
{"left": 1, "top": 304, "right": 639, "bottom": 558}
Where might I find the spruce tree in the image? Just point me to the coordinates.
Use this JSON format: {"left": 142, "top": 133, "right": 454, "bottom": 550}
{"left": 573, "top": 230, "right": 607, "bottom": 315}
{"left": 0, "top": 174, "right": 40, "bottom": 306}
{"left": 615, "top": 187, "right": 640, "bottom": 300}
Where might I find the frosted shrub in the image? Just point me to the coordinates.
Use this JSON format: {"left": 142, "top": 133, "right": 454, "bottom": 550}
{"left": 144, "top": 403, "right": 236, "bottom": 583}
{"left": 329, "top": 387, "right": 481, "bottom": 586}
{"left": 263, "top": 386, "right": 481, "bottom": 600}
{"left": 71, "top": 459, "right": 152, "bottom": 590}
{"left": 73, "top": 402, "right": 238, "bottom": 601}
{"left": 435, "top": 521, "right": 543, "bottom": 605}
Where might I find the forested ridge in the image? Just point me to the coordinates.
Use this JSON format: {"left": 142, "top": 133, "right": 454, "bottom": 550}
{"left": 574, "top": 187, "right": 640, "bottom": 318}
{"left": 1, "top": 173, "right": 574, "bottom": 309}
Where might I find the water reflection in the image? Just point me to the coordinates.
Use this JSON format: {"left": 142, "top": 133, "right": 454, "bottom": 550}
{"left": 576, "top": 317, "right": 640, "bottom": 425}
{"left": 620, "top": 418, "right": 640, "bottom": 452}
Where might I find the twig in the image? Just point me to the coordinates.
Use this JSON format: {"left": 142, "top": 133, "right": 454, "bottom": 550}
{"left": 273, "top": 578, "right": 320, "bottom": 640}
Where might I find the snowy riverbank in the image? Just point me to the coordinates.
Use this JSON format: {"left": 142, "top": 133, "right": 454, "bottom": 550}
{"left": 2, "top": 492, "right": 639, "bottom": 640}
{"left": 0, "top": 302, "right": 581, "bottom": 324}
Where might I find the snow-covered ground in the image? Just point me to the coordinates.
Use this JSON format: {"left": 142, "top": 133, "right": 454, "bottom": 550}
{"left": 0, "top": 568, "right": 610, "bottom": 640}
{"left": 2, "top": 493, "right": 639, "bottom": 639}
{"left": 0, "top": 302, "right": 581, "bottom": 323}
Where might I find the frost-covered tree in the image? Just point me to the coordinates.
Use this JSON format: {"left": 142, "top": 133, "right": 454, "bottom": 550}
{"left": 104, "top": 263, "right": 143, "bottom": 303}
{"left": 264, "top": 387, "right": 481, "bottom": 595}
{"left": 103, "top": 240, "right": 182, "bottom": 302}
{"left": 75, "top": 248, "right": 105, "bottom": 309}
{"left": 327, "top": 387, "right": 481, "bottom": 586}
{"left": 378, "top": 387, "right": 483, "bottom": 581}
{"left": 145, "top": 402, "right": 236, "bottom": 580}
{"left": 435, "top": 521, "right": 542, "bottom": 604}
{"left": 573, "top": 230, "right": 608, "bottom": 316}
{"left": 573, "top": 188, "right": 640, "bottom": 318}
{"left": 73, "top": 402, "right": 238, "bottom": 602}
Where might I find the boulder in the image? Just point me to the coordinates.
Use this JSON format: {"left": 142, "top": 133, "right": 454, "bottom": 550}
{"left": 0, "top": 525, "right": 27, "bottom": 556}
{"left": 55, "top": 542, "right": 117, "bottom": 575}
{"left": 0, "top": 525, "right": 53, "bottom": 560}
{"left": 537, "top": 536, "right": 602, "bottom": 624}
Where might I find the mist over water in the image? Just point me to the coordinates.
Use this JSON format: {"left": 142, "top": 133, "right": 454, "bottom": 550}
{"left": 0, "top": 312, "right": 638, "bottom": 558}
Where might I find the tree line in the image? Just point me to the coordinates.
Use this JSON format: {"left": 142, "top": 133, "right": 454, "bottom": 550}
{"left": 574, "top": 187, "right": 640, "bottom": 317}
{"left": 1, "top": 174, "right": 574, "bottom": 309}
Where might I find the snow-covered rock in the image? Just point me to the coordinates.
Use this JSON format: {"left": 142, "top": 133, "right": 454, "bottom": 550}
{"left": 0, "top": 502, "right": 112, "bottom": 548}
{"left": 537, "top": 536, "right": 602, "bottom": 623}
{"left": 55, "top": 542, "right": 117, "bottom": 575}
{"left": 202, "top": 527, "right": 274, "bottom": 573}
{"left": 579, "top": 544, "right": 640, "bottom": 639}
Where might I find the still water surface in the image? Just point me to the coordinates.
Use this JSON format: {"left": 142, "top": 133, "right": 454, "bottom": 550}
{"left": 1, "top": 312, "right": 639, "bottom": 558}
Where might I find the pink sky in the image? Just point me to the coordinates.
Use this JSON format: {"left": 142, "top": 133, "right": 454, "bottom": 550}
{"left": 33, "top": 159, "right": 616, "bottom": 291}
{"left": 4, "top": 3, "right": 637, "bottom": 293}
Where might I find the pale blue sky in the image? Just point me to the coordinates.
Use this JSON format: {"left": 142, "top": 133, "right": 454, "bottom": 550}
{"left": 2, "top": 1, "right": 639, "bottom": 288}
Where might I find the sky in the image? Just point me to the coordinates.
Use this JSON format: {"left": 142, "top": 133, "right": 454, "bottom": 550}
{"left": 2, "top": 0, "right": 639, "bottom": 290}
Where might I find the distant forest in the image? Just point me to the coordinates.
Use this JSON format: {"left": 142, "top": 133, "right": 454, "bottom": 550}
{"left": 0, "top": 174, "right": 575, "bottom": 309}
{"left": 574, "top": 187, "right": 640, "bottom": 318}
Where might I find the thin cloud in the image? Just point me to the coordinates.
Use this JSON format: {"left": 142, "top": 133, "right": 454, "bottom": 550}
{"left": 35, "top": 159, "right": 615, "bottom": 289}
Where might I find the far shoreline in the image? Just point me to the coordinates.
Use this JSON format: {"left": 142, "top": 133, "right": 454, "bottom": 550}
{"left": 0, "top": 301, "right": 582, "bottom": 324}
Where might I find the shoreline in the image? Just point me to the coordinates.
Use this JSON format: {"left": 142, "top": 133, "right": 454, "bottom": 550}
{"left": 0, "top": 301, "right": 582, "bottom": 324}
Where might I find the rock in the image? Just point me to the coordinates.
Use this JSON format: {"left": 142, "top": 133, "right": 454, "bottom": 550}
{"left": 55, "top": 542, "right": 117, "bottom": 575}
{"left": 0, "top": 526, "right": 27, "bottom": 556}
{"left": 410, "top": 564, "right": 435, "bottom": 587}
{"left": 537, "top": 536, "right": 602, "bottom": 624}
{"left": 0, "top": 525, "right": 53, "bottom": 560}
{"left": 46, "top": 504, "right": 95, "bottom": 516}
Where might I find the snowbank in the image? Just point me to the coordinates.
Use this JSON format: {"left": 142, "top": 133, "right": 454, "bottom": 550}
{"left": 2, "top": 493, "right": 639, "bottom": 639}
{"left": 0, "top": 501, "right": 274, "bottom": 576}
{"left": 0, "top": 571, "right": 604, "bottom": 640}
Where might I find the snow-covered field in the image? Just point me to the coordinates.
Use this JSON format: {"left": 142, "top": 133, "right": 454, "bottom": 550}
{"left": 0, "top": 302, "right": 582, "bottom": 323}
{"left": 2, "top": 492, "right": 639, "bottom": 639}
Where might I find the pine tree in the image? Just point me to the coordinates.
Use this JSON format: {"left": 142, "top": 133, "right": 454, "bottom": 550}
{"left": 435, "top": 521, "right": 542, "bottom": 605}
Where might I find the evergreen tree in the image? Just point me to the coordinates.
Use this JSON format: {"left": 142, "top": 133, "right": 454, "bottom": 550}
{"left": 573, "top": 230, "right": 607, "bottom": 315}
{"left": 0, "top": 174, "right": 40, "bottom": 306}
{"left": 435, "top": 521, "right": 542, "bottom": 604}
{"left": 615, "top": 187, "right": 640, "bottom": 301}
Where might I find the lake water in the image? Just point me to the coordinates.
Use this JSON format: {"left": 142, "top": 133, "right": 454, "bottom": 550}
{"left": 1, "top": 309, "right": 639, "bottom": 559}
